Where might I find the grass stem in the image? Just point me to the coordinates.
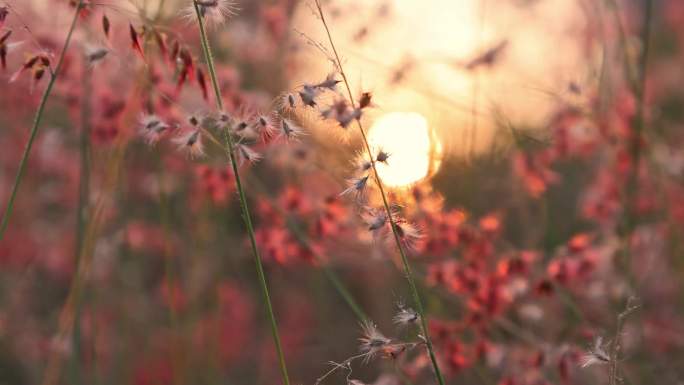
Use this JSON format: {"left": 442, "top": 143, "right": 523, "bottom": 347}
{"left": 313, "top": 2, "right": 445, "bottom": 384}
{"left": 0, "top": 1, "right": 83, "bottom": 240}
{"left": 192, "top": 3, "right": 291, "bottom": 385}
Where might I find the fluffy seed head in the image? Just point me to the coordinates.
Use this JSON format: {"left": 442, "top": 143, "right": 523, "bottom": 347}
{"left": 85, "top": 45, "right": 109, "bottom": 66}
{"left": 183, "top": 0, "right": 238, "bottom": 27}
{"left": 298, "top": 84, "right": 318, "bottom": 107}
{"left": 580, "top": 336, "right": 610, "bottom": 368}
{"left": 393, "top": 301, "right": 419, "bottom": 327}
{"left": 279, "top": 119, "right": 304, "bottom": 141}
{"left": 139, "top": 114, "right": 170, "bottom": 145}
{"left": 173, "top": 129, "right": 204, "bottom": 158}
{"left": 237, "top": 144, "right": 262, "bottom": 165}
{"left": 359, "top": 320, "right": 391, "bottom": 361}
{"left": 376, "top": 149, "right": 390, "bottom": 164}
{"left": 314, "top": 73, "right": 340, "bottom": 91}
{"left": 390, "top": 220, "right": 422, "bottom": 250}
{"left": 340, "top": 175, "right": 369, "bottom": 199}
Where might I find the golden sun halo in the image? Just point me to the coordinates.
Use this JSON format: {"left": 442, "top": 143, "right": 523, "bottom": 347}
{"left": 368, "top": 112, "right": 442, "bottom": 188}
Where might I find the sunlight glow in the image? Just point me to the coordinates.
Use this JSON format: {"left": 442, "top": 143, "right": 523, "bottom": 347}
{"left": 368, "top": 112, "right": 441, "bottom": 188}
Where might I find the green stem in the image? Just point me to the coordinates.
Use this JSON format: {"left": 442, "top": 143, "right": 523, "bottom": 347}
{"left": 70, "top": 58, "right": 93, "bottom": 385}
{"left": 313, "top": 2, "right": 445, "bottom": 385}
{"left": 0, "top": 1, "right": 83, "bottom": 240}
{"left": 246, "top": 174, "right": 368, "bottom": 321}
{"left": 192, "top": 3, "right": 291, "bottom": 385}
{"left": 625, "top": 0, "right": 653, "bottom": 226}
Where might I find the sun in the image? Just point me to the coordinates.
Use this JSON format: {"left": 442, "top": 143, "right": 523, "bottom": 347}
{"left": 368, "top": 112, "right": 441, "bottom": 188}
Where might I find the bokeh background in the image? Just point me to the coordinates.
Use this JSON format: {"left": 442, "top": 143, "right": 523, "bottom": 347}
{"left": 1, "top": 0, "right": 684, "bottom": 385}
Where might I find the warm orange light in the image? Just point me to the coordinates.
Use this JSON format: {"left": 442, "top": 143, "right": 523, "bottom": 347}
{"left": 368, "top": 112, "right": 441, "bottom": 187}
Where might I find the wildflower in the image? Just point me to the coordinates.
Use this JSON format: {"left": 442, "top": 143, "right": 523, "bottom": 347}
{"left": 580, "top": 336, "right": 610, "bottom": 368}
{"left": 393, "top": 301, "right": 419, "bottom": 327}
{"left": 184, "top": 0, "right": 238, "bottom": 27}
{"left": 173, "top": 129, "right": 204, "bottom": 158}
{"left": 340, "top": 175, "right": 369, "bottom": 198}
{"left": 236, "top": 144, "right": 262, "bottom": 165}
{"left": 279, "top": 119, "right": 304, "bottom": 141}
{"left": 139, "top": 114, "right": 169, "bottom": 145}
{"left": 359, "top": 320, "right": 391, "bottom": 361}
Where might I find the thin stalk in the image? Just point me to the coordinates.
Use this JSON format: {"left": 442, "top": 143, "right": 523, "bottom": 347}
{"left": 191, "top": 3, "right": 291, "bottom": 385}
{"left": 246, "top": 175, "right": 368, "bottom": 321}
{"left": 313, "top": 2, "right": 445, "bottom": 384}
{"left": 69, "top": 60, "right": 93, "bottom": 385}
{"left": 0, "top": 1, "right": 83, "bottom": 240}
{"left": 608, "top": 297, "right": 639, "bottom": 385}
{"left": 624, "top": 0, "right": 653, "bottom": 229}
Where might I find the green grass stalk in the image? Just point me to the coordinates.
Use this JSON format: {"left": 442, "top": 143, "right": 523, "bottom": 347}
{"left": 313, "top": 2, "right": 446, "bottom": 384}
{"left": 191, "top": 3, "right": 291, "bottom": 384}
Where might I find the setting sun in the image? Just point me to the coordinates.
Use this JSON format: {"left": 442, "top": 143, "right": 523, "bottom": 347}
{"left": 368, "top": 112, "right": 441, "bottom": 187}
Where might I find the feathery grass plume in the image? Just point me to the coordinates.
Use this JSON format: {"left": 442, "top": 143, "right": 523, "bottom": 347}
{"left": 190, "top": 2, "right": 291, "bottom": 385}
{"left": 363, "top": 206, "right": 388, "bottom": 232}
{"left": 353, "top": 152, "right": 372, "bottom": 173}
{"left": 389, "top": 220, "right": 422, "bottom": 251}
{"left": 312, "top": 2, "right": 446, "bottom": 384}
{"left": 0, "top": 1, "right": 83, "bottom": 240}
{"left": 298, "top": 84, "right": 319, "bottom": 107}
{"left": 315, "top": 72, "right": 341, "bottom": 91}
{"left": 255, "top": 113, "right": 277, "bottom": 142}
{"left": 173, "top": 128, "right": 204, "bottom": 158}
{"left": 607, "top": 297, "right": 640, "bottom": 385}
{"left": 393, "top": 300, "right": 419, "bottom": 328}
{"left": 580, "top": 336, "right": 610, "bottom": 368}
{"left": 279, "top": 92, "right": 298, "bottom": 112}
{"left": 359, "top": 320, "right": 391, "bottom": 362}
{"left": 375, "top": 148, "right": 390, "bottom": 164}
{"left": 139, "top": 114, "right": 170, "bottom": 145}
{"left": 340, "top": 175, "right": 370, "bottom": 199}
{"left": 182, "top": 0, "right": 238, "bottom": 27}
{"left": 279, "top": 118, "right": 304, "bottom": 141}
{"left": 236, "top": 144, "right": 262, "bottom": 165}
{"left": 84, "top": 44, "right": 109, "bottom": 66}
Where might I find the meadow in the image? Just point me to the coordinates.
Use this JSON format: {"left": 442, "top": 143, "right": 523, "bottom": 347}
{"left": 0, "top": 0, "right": 683, "bottom": 384}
